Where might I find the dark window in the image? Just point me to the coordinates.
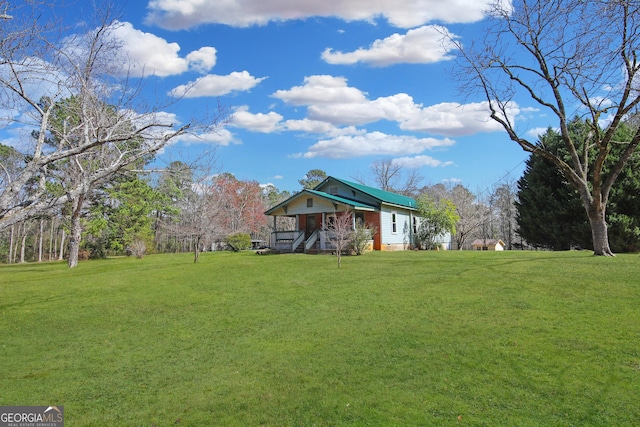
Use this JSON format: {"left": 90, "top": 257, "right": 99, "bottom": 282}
{"left": 307, "top": 198, "right": 313, "bottom": 207}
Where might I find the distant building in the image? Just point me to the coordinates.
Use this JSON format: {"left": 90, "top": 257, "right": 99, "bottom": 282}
{"left": 471, "top": 239, "right": 506, "bottom": 251}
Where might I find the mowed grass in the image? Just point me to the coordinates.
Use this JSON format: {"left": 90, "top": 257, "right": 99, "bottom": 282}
{"left": 0, "top": 251, "right": 639, "bottom": 426}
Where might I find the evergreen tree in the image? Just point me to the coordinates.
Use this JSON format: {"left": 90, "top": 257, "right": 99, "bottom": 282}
{"left": 298, "top": 169, "right": 327, "bottom": 190}
{"left": 516, "top": 119, "right": 640, "bottom": 252}
{"left": 515, "top": 133, "right": 591, "bottom": 250}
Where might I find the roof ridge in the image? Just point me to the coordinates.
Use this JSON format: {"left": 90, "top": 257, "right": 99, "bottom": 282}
{"left": 327, "top": 177, "right": 417, "bottom": 208}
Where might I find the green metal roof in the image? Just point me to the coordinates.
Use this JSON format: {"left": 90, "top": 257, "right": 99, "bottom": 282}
{"left": 321, "top": 177, "right": 418, "bottom": 209}
{"left": 264, "top": 188, "right": 376, "bottom": 215}
{"left": 304, "top": 189, "right": 376, "bottom": 210}
{"left": 264, "top": 177, "right": 418, "bottom": 216}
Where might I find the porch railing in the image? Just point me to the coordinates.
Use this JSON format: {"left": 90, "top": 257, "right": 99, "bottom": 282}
{"left": 305, "top": 229, "right": 320, "bottom": 252}
{"left": 270, "top": 230, "right": 304, "bottom": 252}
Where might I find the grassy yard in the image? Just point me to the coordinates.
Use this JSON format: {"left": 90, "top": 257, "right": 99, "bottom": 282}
{"left": 0, "top": 250, "right": 639, "bottom": 426}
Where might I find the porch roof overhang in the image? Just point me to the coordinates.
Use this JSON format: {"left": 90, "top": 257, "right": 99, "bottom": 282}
{"left": 265, "top": 189, "right": 376, "bottom": 216}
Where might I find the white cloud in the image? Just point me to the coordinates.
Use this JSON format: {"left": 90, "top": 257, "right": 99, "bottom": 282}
{"left": 174, "top": 128, "right": 237, "bottom": 146}
{"left": 391, "top": 155, "right": 454, "bottom": 168}
{"left": 274, "top": 76, "right": 512, "bottom": 136}
{"left": 298, "top": 131, "right": 455, "bottom": 159}
{"left": 186, "top": 47, "right": 218, "bottom": 73}
{"left": 146, "top": 0, "right": 508, "bottom": 30}
{"left": 307, "top": 93, "right": 418, "bottom": 126}
{"left": 322, "top": 25, "right": 458, "bottom": 67}
{"left": 272, "top": 75, "right": 366, "bottom": 105}
{"left": 126, "top": 110, "right": 180, "bottom": 133}
{"left": 110, "top": 21, "right": 217, "bottom": 77}
{"left": 283, "top": 119, "right": 364, "bottom": 137}
{"left": 229, "top": 106, "right": 283, "bottom": 132}
{"left": 399, "top": 101, "right": 515, "bottom": 136}
{"left": 527, "top": 127, "right": 554, "bottom": 139}
{"left": 169, "top": 71, "right": 267, "bottom": 98}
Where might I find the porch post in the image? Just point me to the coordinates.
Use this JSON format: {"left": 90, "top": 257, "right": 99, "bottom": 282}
{"left": 409, "top": 212, "right": 414, "bottom": 248}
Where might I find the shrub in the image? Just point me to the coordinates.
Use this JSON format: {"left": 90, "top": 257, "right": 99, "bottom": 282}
{"left": 224, "top": 233, "right": 252, "bottom": 252}
{"left": 77, "top": 249, "right": 90, "bottom": 261}
{"left": 351, "top": 220, "right": 377, "bottom": 255}
{"left": 128, "top": 239, "right": 147, "bottom": 259}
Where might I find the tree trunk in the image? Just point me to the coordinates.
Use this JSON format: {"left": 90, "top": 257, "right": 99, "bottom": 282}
{"left": 38, "top": 218, "right": 44, "bottom": 262}
{"left": 49, "top": 218, "right": 55, "bottom": 261}
{"left": 13, "top": 224, "right": 21, "bottom": 263}
{"left": 587, "top": 204, "right": 614, "bottom": 256}
{"left": 193, "top": 235, "right": 201, "bottom": 263}
{"left": 67, "top": 196, "right": 85, "bottom": 268}
{"left": 8, "top": 224, "right": 14, "bottom": 264}
{"left": 19, "top": 227, "right": 27, "bottom": 263}
{"left": 58, "top": 229, "right": 66, "bottom": 261}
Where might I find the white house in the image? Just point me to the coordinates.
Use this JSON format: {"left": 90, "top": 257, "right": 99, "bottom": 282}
{"left": 265, "top": 176, "right": 450, "bottom": 253}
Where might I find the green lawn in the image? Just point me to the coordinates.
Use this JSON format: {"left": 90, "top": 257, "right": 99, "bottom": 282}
{"left": 1, "top": 251, "right": 639, "bottom": 426}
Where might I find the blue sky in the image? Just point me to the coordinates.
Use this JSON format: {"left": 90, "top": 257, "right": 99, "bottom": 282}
{"left": 5, "top": 0, "right": 547, "bottom": 193}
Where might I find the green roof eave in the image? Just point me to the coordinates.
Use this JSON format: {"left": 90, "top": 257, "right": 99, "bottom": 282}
{"left": 305, "top": 189, "right": 376, "bottom": 210}
{"left": 264, "top": 188, "right": 377, "bottom": 215}
{"left": 317, "top": 177, "right": 418, "bottom": 210}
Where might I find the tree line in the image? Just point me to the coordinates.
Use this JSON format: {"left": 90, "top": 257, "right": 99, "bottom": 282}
{"left": 0, "top": 158, "right": 292, "bottom": 264}
{"left": 3, "top": 0, "right": 639, "bottom": 264}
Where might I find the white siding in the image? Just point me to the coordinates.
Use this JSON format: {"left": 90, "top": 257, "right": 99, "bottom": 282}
{"left": 283, "top": 195, "right": 345, "bottom": 216}
{"left": 380, "top": 208, "right": 413, "bottom": 246}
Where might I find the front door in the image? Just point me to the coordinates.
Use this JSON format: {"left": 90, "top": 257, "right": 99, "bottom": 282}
{"left": 306, "top": 215, "right": 316, "bottom": 238}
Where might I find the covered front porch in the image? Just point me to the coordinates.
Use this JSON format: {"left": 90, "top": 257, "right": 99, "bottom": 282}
{"left": 270, "top": 228, "right": 350, "bottom": 254}
{"left": 265, "top": 189, "right": 380, "bottom": 253}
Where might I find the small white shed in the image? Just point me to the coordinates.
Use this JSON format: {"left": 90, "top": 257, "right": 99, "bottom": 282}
{"left": 471, "top": 239, "right": 506, "bottom": 251}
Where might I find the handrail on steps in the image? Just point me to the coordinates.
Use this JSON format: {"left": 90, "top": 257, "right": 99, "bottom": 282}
{"left": 291, "top": 231, "right": 305, "bottom": 252}
{"left": 305, "top": 229, "right": 319, "bottom": 252}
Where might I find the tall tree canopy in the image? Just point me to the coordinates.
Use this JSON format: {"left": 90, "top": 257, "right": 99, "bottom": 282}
{"left": 456, "top": 0, "right": 640, "bottom": 256}
{"left": 516, "top": 126, "right": 592, "bottom": 250}
{"left": 517, "top": 119, "right": 640, "bottom": 252}
{"left": 415, "top": 194, "right": 458, "bottom": 250}
{"left": 298, "top": 169, "right": 327, "bottom": 190}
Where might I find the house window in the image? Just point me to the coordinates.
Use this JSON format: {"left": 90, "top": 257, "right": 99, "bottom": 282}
{"left": 412, "top": 216, "right": 418, "bottom": 234}
{"left": 391, "top": 212, "right": 397, "bottom": 233}
{"left": 329, "top": 186, "right": 338, "bottom": 195}
{"left": 307, "top": 198, "right": 313, "bottom": 208}
{"left": 355, "top": 211, "right": 365, "bottom": 226}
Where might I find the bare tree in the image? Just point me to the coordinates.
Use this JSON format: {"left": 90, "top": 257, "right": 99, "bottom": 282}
{"left": 490, "top": 181, "right": 518, "bottom": 250}
{"left": 450, "top": 184, "right": 485, "bottom": 250}
{"left": 156, "top": 153, "right": 220, "bottom": 263}
{"left": 324, "top": 211, "right": 354, "bottom": 268}
{"left": 356, "top": 159, "right": 424, "bottom": 197}
{"left": 454, "top": 0, "right": 640, "bottom": 256}
{"left": 371, "top": 159, "right": 402, "bottom": 191}
{"left": 0, "top": 2, "right": 225, "bottom": 266}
